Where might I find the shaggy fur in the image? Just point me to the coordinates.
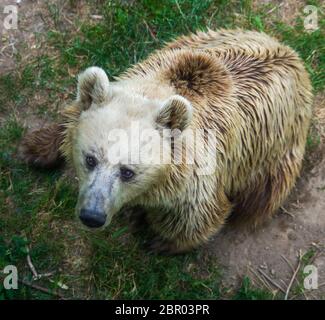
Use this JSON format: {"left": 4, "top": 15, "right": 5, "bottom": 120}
{"left": 20, "top": 29, "right": 313, "bottom": 254}
{"left": 19, "top": 123, "right": 65, "bottom": 169}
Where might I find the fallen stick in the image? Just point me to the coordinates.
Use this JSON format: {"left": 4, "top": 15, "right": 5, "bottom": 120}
{"left": 284, "top": 251, "right": 302, "bottom": 300}
{"left": 258, "top": 269, "right": 286, "bottom": 294}
{"left": 281, "top": 254, "right": 295, "bottom": 273}
{"left": 18, "top": 279, "right": 66, "bottom": 300}
{"left": 280, "top": 206, "right": 294, "bottom": 217}
{"left": 26, "top": 246, "right": 38, "bottom": 279}
{"left": 249, "top": 267, "right": 274, "bottom": 293}
{"left": 143, "top": 20, "right": 158, "bottom": 42}
{"left": 25, "top": 245, "right": 54, "bottom": 281}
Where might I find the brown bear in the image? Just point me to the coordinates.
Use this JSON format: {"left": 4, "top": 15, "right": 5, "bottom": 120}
{"left": 20, "top": 29, "right": 313, "bottom": 254}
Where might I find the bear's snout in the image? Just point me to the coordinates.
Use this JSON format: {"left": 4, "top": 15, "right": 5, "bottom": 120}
{"left": 79, "top": 208, "right": 106, "bottom": 228}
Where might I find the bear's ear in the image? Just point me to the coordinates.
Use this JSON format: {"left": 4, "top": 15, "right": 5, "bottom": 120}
{"left": 156, "top": 95, "right": 193, "bottom": 131}
{"left": 77, "top": 67, "right": 110, "bottom": 110}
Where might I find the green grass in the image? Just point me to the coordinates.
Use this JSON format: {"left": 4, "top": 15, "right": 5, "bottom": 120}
{"left": 87, "top": 234, "right": 222, "bottom": 299}
{"left": 290, "top": 249, "right": 319, "bottom": 298}
{"left": 0, "top": 0, "right": 324, "bottom": 299}
{"left": 234, "top": 277, "right": 275, "bottom": 300}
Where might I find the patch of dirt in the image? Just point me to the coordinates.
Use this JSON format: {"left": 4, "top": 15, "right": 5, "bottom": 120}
{"left": 252, "top": 0, "right": 308, "bottom": 25}
{"left": 207, "top": 152, "right": 325, "bottom": 299}
{"left": 0, "top": 0, "right": 91, "bottom": 123}
{"left": 0, "top": 0, "right": 45, "bottom": 75}
{"left": 0, "top": 0, "right": 95, "bottom": 76}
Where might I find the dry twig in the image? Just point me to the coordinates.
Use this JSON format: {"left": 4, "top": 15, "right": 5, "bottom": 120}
{"left": 18, "top": 279, "right": 66, "bottom": 299}
{"left": 26, "top": 246, "right": 38, "bottom": 279}
{"left": 258, "top": 268, "right": 286, "bottom": 294}
{"left": 281, "top": 255, "right": 295, "bottom": 273}
{"left": 143, "top": 20, "right": 158, "bottom": 42}
{"left": 280, "top": 206, "right": 294, "bottom": 217}
{"left": 249, "top": 267, "right": 274, "bottom": 293}
{"left": 284, "top": 251, "right": 302, "bottom": 300}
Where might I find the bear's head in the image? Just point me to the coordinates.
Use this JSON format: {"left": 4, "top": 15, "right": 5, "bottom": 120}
{"left": 62, "top": 67, "right": 193, "bottom": 229}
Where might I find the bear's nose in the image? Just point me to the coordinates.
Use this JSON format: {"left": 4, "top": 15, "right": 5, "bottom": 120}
{"left": 79, "top": 209, "right": 106, "bottom": 228}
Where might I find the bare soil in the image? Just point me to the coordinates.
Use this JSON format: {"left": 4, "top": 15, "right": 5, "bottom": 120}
{"left": 208, "top": 154, "right": 325, "bottom": 298}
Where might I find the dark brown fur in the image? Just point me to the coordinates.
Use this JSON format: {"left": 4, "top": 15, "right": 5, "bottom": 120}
{"left": 19, "top": 123, "right": 65, "bottom": 169}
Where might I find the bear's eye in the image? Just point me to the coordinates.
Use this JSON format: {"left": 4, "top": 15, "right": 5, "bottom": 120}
{"left": 120, "top": 166, "right": 135, "bottom": 182}
{"left": 85, "top": 155, "right": 97, "bottom": 170}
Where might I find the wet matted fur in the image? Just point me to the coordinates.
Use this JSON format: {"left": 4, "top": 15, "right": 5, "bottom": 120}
{"left": 19, "top": 29, "right": 313, "bottom": 253}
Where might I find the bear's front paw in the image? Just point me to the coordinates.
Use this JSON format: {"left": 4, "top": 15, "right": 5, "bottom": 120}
{"left": 145, "top": 236, "right": 187, "bottom": 255}
{"left": 122, "top": 206, "right": 148, "bottom": 233}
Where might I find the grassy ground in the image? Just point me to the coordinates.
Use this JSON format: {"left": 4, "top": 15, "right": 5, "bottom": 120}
{"left": 0, "top": 0, "right": 324, "bottom": 299}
